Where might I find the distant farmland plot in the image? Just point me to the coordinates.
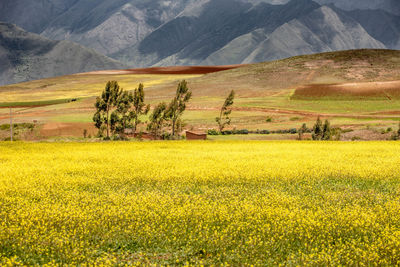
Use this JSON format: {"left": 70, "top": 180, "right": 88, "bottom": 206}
{"left": 293, "top": 81, "right": 400, "bottom": 100}
{"left": 0, "top": 73, "right": 202, "bottom": 103}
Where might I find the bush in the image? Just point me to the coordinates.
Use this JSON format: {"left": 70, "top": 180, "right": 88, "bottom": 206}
{"left": 0, "top": 123, "right": 35, "bottom": 131}
{"left": 233, "top": 129, "right": 249, "bottom": 135}
{"left": 266, "top": 116, "right": 273, "bottom": 123}
{"left": 390, "top": 133, "right": 399, "bottom": 140}
{"left": 207, "top": 129, "right": 219, "bottom": 135}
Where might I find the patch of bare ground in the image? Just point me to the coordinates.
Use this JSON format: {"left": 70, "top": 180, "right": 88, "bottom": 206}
{"left": 40, "top": 123, "right": 97, "bottom": 137}
{"left": 293, "top": 80, "right": 400, "bottom": 99}
{"left": 304, "top": 60, "right": 335, "bottom": 69}
{"left": 341, "top": 129, "right": 393, "bottom": 141}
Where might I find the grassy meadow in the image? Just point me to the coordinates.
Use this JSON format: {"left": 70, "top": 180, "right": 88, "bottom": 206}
{"left": 1, "top": 141, "right": 400, "bottom": 265}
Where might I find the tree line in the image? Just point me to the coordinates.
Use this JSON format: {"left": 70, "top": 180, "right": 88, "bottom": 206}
{"left": 93, "top": 80, "right": 191, "bottom": 140}
{"left": 297, "top": 117, "right": 341, "bottom": 141}
{"left": 93, "top": 80, "right": 236, "bottom": 140}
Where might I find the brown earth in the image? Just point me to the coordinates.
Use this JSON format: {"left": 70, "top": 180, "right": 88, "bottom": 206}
{"left": 293, "top": 80, "right": 400, "bottom": 100}
{"left": 40, "top": 122, "right": 97, "bottom": 137}
{"left": 82, "top": 65, "right": 244, "bottom": 75}
{"left": 341, "top": 129, "right": 394, "bottom": 141}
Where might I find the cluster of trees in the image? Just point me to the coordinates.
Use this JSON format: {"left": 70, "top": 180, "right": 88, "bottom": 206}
{"left": 147, "top": 80, "right": 192, "bottom": 139}
{"left": 93, "top": 80, "right": 191, "bottom": 140}
{"left": 298, "top": 117, "right": 341, "bottom": 141}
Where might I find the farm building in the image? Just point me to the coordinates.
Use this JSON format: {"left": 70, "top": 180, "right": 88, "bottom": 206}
{"left": 186, "top": 131, "right": 207, "bottom": 140}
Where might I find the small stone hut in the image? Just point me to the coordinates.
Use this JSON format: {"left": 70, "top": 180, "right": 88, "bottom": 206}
{"left": 186, "top": 131, "right": 207, "bottom": 140}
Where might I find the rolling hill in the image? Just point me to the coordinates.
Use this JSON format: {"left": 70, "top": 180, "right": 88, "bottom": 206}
{"left": 0, "top": 22, "right": 126, "bottom": 86}
{"left": 0, "top": 49, "right": 400, "bottom": 141}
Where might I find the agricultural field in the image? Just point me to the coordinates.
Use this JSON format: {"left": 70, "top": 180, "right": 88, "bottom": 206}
{"left": 1, "top": 141, "right": 400, "bottom": 265}
{"left": 0, "top": 49, "right": 400, "bottom": 140}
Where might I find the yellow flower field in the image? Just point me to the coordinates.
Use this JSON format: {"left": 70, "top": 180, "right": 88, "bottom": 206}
{"left": 0, "top": 141, "right": 400, "bottom": 265}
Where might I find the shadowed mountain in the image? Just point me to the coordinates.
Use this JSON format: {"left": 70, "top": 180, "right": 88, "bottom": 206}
{"left": 115, "top": 0, "right": 385, "bottom": 66}
{"left": 114, "top": 0, "right": 322, "bottom": 66}
{"left": 0, "top": 0, "right": 398, "bottom": 68}
{"left": 40, "top": 0, "right": 198, "bottom": 56}
{"left": 316, "top": 0, "right": 400, "bottom": 15}
{"left": 0, "top": 22, "right": 126, "bottom": 85}
{"left": 338, "top": 8, "right": 400, "bottom": 49}
{"left": 242, "top": 6, "right": 385, "bottom": 63}
{"left": 0, "top": 0, "right": 79, "bottom": 33}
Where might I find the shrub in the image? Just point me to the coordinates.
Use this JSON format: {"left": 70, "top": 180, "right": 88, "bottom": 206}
{"left": 207, "top": 129, "right": 219, "bottom": 135}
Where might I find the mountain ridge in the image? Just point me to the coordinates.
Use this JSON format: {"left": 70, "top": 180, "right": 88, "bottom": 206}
{"left": 0, "top": 22, "right": 126, "bottom": 85}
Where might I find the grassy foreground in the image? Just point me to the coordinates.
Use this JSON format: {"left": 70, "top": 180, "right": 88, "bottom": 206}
{"left": 1, "top": 141, "right": 400, "bottom": 265}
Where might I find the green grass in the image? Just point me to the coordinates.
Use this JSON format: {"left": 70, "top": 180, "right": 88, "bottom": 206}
{"left": 236, "top": 95, "right": 400, "bottom": 114}
{"left": 0, "top": 98, "right": 80, "bottom": 108}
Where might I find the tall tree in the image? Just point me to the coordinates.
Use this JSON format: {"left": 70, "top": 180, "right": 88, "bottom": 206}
{"left": 131, "top": 83, "right": 150, "bottom": 133}
{"left": 298, "top": 123, "right": 308, "bottom": 140}
{"left": 312, "top": 116, "right": 323, "bottom": 140}
{"left": 93, "top": 81, "right": 123, "bottom": 138}
{"left": 216, "top": 90, "right": 235, "bottom": 133}
{"left": 167, "top": 80, "right": 192, "bottom": 137}
{"left": 113, "top": 90, "right": 134, "bottom": 136}
{"left": 322, "top": 119, "right": 332, "bottom": 140}
{"left": 147, "top": 102, "right": 168, "bottom": 139}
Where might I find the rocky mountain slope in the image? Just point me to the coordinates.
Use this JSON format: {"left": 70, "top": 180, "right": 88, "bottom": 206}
{"left": 0, "top": 22, "right": 126, "bottom": 85}
{"left": 0, "top": 0, "right": 399, "bottom": 68}
{"left": 114, "top": 0, "right": 387, "bottom": 66}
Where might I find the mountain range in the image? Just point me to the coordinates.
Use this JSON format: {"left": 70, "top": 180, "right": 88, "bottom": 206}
{"left": 0, "top": 22, "right": 126, "bottom": 86}
{"left": 0, "top": 0, "right": 399, "bottom": 84}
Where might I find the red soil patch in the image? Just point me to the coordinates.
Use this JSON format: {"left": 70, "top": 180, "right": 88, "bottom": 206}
{"left": 293, "top": 80, "right": 400, "bottom": 99}
{"left": 81, "top": 65, "right": 244, "bottom": 75}
{"left": 40, "top": 122, "right": 97, "bottom": 137}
